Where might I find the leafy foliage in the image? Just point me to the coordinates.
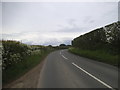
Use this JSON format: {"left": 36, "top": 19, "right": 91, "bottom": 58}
{"left": 71, "top": 21, "right": 119, "bottom": 66}
{"left": 72, "top": 21, "right": 120, "bottom": 55}
{"left": 1, "top": 40, "right": 54, "bottom": 70}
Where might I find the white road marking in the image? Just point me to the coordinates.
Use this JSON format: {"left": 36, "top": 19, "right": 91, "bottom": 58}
{"left": 62, "top": 55, "right": 68, "bottom": 60}
{"left": 72, "top": 62, "right": 114, "bottom": 90}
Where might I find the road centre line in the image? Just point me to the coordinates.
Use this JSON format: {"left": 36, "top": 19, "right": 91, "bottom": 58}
{"left": 60, "top": 50, "right": 68, "bottom": 60}
{"left": 72, "top": 62, "right": 114, "bottom": 90}
{"left": 62, "top": 55, "right": 68, "bottom": 60}
{"left": 60, "top": 50, "right": 114, "bottom": 89}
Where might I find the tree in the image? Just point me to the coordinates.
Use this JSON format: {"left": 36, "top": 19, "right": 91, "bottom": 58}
{"left": 59, "top": 44, "right": 66, "bottom": 46}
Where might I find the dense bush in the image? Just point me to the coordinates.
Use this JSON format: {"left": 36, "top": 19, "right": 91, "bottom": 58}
{"left": 1, "top": 40, "right": 54, "bottom": 70}
{"left": 71, "top": 21, "right": 119, "bottom": 66}
{"left": 72, "top": 21, "right": 120, "bottom": 55}
{"left": 2, "top": 40, "right": 55, "bottom": 85}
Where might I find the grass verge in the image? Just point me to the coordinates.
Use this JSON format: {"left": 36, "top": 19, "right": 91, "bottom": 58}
{"left": 2, "top": 50, "right": 53, "bottom": 86}
{"left": 69, "top": 47, "right": 118, "bottom": 66}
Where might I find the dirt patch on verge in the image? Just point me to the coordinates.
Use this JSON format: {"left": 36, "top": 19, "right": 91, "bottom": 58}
{"left": 3, "top": 59, "right": 45, "bottom": 88}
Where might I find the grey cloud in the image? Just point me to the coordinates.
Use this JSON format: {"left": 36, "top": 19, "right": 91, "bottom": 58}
{"left": 56, "top": 23, "right": 88, "bottom": 33}
{"left": 67, "top": 19, "right": 77, "bottom": 27}
{"left": 42, "top": 38, "right": 71, "bottom": 46}
{"left": 2, "top": 32, "right": 26, "bottom": 39}
{"left": 58, "top": 27, "right": 85, "bottom": 33}
{"left": 42, "top": 40, "right": 61, "bottom": 46}
{"left": 62, "top": 39, "right": 71, "bottom": 45}
{"left": 2, "top": 33, "right": 18, "bottom": 39}
{"left": 83, "top": 16, "right": 95, "bottom": 24}
{"left": 2, "top": 2, "right": 117, "bottom": 46}
{"left": 2, "top": 32, "right": 72, "bottom": 46}
{"left": 56, "top": 18, "right": 88, "bottom": 33}
{"left": 22, "top": 40, "right": 35, "bottom": 45}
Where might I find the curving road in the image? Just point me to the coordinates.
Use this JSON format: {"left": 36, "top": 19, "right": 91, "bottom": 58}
{"left": 37, "top": 49, "right": 118, "bottom": 89}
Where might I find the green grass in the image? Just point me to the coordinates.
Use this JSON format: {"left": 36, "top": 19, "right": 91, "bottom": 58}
{"left": 2, "top": 50, "right": 52, "bottom": 86}
{"left": 69, "top": 47, "right": 118, "bottom": 66}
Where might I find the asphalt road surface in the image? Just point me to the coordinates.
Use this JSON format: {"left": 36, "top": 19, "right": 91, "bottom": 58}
{"left": 37, "top": 49, "right": 118, "bottom": 89}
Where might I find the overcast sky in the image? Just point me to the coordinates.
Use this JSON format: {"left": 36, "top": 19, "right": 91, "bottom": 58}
{"left": 2, "top": 2, "right": 118, "bottom": 46}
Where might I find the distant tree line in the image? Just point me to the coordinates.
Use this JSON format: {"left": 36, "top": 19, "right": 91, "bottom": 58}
{"left": 48, "top": 44, "right": 71, "bottom": 49}
{"left": 72, "top": 21, "right": 120, "bottom": 55}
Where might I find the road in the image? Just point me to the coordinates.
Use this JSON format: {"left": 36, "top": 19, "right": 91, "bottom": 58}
{"left": 37, "top": 49, "right": 118, "bottom": 89}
